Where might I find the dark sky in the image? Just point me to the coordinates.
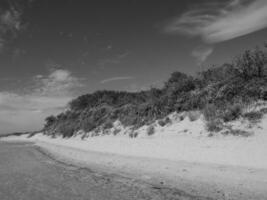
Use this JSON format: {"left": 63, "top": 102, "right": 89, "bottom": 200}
{"left": 0, "top": 0, "right": 267, "bottom": 132}
{"left": 1, "top": 0, "right": 196, "bottom": 92}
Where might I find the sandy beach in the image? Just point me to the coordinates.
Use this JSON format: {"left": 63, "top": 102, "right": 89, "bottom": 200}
{"left": 2, "top": 128, "right": 267, "bottom": 200}
{"left": 2, "top": 142, "right": 211, "bottom": 200}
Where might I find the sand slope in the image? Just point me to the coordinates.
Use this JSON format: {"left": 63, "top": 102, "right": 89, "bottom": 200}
{"left": 2, "top": 108, "right": 267, "bottom": 200}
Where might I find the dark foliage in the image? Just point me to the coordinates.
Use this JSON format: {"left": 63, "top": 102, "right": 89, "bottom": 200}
{"left": 43, "top": 45, "right": 267, "bottom": 137}
{"left": 158, "top": 117, "right": 171, "bottom": 127}
{"left": 243, "top": 111, "right": 264, "bottom": 122}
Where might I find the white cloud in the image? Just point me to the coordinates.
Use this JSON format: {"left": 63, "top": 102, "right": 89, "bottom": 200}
{"left": 100, "top": 76, "right": 134, "bottom": 84}
{"left": 164, "top": 0, "right": 267, "bottom": 43}
{"left": 0, "top": 68, "right": 83, "bottom": 133}
{"left": 192, "top": 46, "right": 214, "bottom": 65}
{"left": 33, "top": 68, "right": 82, "bottom": 96}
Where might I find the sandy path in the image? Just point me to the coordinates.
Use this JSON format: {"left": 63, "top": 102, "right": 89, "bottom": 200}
{"left": 35, "top": 141, "right": 267, "bottom": 200}
{"left": 0, "top": 142, "right": 212, "bottom": 200}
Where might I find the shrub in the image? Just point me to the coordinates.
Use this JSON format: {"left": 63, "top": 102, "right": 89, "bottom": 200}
{"left": 202, "top": 104, "right": 218, "bottom": 121}
{"left": 134, "top": 132, "right": 138, "bottom": 138}
{"left": 91, "top": 128, "right": 101, "bottom": 137}
{"left": 113, "top": 128, "right": 121, "bottom": 135}
{"left": 158, "top": 120, "right": 166, "bottom": 127}
{"left": 187, "top": 111, "right": 200, "bottom": 121}
{"left": 179, "top": 115, "right": 185, "bottom": 121}
{"left": 158, "top": 117, "right": 171, "bottom": 127}
{"left": 243, "top": 111, "right": 263, "bottom": 122}
{"left": 164, "top": 72, "right": 195, "bottom": 93}
{"left": 103, "top": 121, "right": 113, "bottom": 129}
{"left": 147, "top": 125, "right": 155, "bottom": 136}
{"left": 57, "top": 123, "right": 76, "bottom": 138}
{"left": 129, "top": 131, "right": 138, "bottom": 138}
{"left": 206, "top": 120, "right": 223, "bottom": 132}
{"left": 203, "top": 102, "right": 244, "bottom": 123}
{"left": 261, "top": 89, "right": 267, "bottom": 100}
{"left": 44, "top": 115, "right": 56, "bottom": 128}
{"left": 229, "top": 129, "right": 253, "bottom": 137}
{"left": 95, "top": 127, "right": 102, "bottom": 133}
{"left": 81, "top": 132, "right": 89, "bottom": 140}
{"left": 260, "top": 107, "right": 267, "bottom": 114}
{"left": 80, "top": 119, "right": 96, "bottom": 132}
{"left": 165, "top": 117, "right": 171, "bottom": 124}
{"left": 103, "top": 129, "right": 111, "bottom": 135}
{"left": 222, "top": 103, "right": 242, "bottom": 122}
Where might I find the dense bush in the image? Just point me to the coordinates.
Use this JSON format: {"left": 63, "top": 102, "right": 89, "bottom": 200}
{"left": 221, "top": 103, "right": 243, "bottom": 122}
{"left": 243, "top": 111, "right": 263, "bottom": 122}
{"left": 206, "top": 120, "right": 223, "bottom": 133}
{"left": 43, "top": 44, "right": 267, "bottom": 137}
{"left": 158, "top": 117, "right": 171, "bottom": 127}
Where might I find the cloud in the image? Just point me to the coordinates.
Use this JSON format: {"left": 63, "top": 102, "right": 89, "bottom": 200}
{"left": 164, "top": 0, "right": 267, "bottom": 43}
{"left": 100, "top": 76, "right": 134, "bottom": 84}
{"left": 33, "top": 68, "right": 82, "bottom": 96}
{"left": 97, "top": 51, "right": 130, "bottom": 66}
{"left": 192, "top": 46, "right": 214, "bottom": 65}
{"left": 0, "top": 68, "right": 83, "bottom": 133}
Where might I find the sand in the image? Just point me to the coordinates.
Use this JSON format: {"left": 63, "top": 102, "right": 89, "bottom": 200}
{"left": 2, "top": 107, "right": 267, "bottom": 199}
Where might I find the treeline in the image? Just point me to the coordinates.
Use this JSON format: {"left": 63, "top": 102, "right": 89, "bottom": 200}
{"left": 44, "top": 44, "right": 267, "bottom": 137}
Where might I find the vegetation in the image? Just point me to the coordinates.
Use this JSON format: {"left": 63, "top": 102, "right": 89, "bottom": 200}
{"left": 187, "top": 111, "right": 201, "bottom": 122}
{"left": 146, "top": 125, "right": 155, "bottom": 136}
{"left": 158, "top": 117, "right": 171, "bottom": 127}
{"left": 43, "top": 44, "right": 267, "bottom": 137}
{"left": 243, "top": 110, "right": 264, "bottom": 123}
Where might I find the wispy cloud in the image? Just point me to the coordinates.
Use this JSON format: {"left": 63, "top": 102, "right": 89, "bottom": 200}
{"left": 0, "top": 68, "right": 83, "bottom": 133}
{"left": 163, "top": 0, "right": 267, "bottom": 64}
{"left": 192, "top": 46, "right": 214, "bottom": 65}
{"left": 100, "top": 76, "right": 134, "bottom": 84}
{"left": 0, "top": 0, "right": 32, "bottom": 52}
{"left": 164, "top": 0, "right": 267, "bottom": 43}
{"left": 97, "top": 51, "right": 130, "bottom": 66}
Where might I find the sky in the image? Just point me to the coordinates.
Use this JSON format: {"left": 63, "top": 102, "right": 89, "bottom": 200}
{"left": 0, "top": 0, "right": 267, "bottom": 133}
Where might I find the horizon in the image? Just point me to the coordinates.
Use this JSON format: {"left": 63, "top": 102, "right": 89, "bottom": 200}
{"left": 0, "top": 0, "right": 267, "bottom": 133}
